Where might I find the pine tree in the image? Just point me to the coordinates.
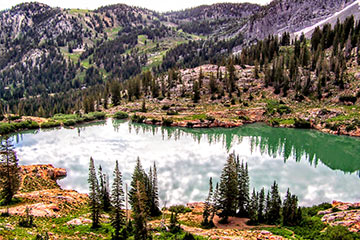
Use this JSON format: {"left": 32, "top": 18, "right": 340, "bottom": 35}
{"left": 237, "top": 160, "right": 249, "bottom": 217}
{"left": 150, "top": 162, "right": 161, "bottom": 217}
{"left": 218, "top": 153, "right": 239, "bottom": 223}
{"left": 210, "top": 182, "right": 219, "bottom": 223}
{"left": 209, "top": 73, "right": 217, "bottom": 94}
{"left": 88, "top": 157, "right": 101, "bottom": 228}
{"left": 193, "top": 81, "right": 200, "bottom": 103}
{"left": 129, "top": 157, "right": 147, "bottom": 212}
{"left": 282, "top": 189, "right": 302, "bottom": 226}
{"left": 227, "top": 58, "right": 236, "bottom": 95}
{"left": 265, "top": 190, "right": 271, "bottom": 223}
{"left": 133, "top": 181, "right": 148, "bottom": 240}
{"left": 199, "top": 68, "right": 204, "bottom": 88}
{"left": 0, "top": 137, "right": 20, "bottom": 205}
{"left": 268, "top": 181, "right": 282, "bottom": 225}
{"left": 202, "top": 177, "right": 214, "bottom": 228}
{"left": 99, "top": 165, "right": 111, "bottom": 212}
{"left": 258, "top": 188, "right": 265, "bottom": 223}
{"left": 248, "top": 189, "right": 258, "bottom": 225}
{"left": 111, "top": 160, "right": 126, "bottom": 240}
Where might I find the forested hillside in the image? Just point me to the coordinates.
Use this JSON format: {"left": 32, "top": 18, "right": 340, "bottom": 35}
{"left": 0, "top": 0, "right": 359, "bottom": 119}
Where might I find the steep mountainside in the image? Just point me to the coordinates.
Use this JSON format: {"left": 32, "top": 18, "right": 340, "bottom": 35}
{"left": 240, "top": 0, "right": 356, "bottom": 42}
{"left": 0, "top": 0, "right": 359, "bottom": 117}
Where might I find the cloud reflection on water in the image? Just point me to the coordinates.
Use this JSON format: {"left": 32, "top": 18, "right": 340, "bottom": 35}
{"left": 11, "top": 119, "right": 360, "bottom": 206}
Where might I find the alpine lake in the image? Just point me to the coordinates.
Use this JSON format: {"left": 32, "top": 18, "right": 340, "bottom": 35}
{"left": 9, "top": 119, "right": 360, "bottom": 207}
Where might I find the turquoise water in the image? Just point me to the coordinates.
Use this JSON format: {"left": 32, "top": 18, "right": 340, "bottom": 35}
{"left": 10, "top": 119, "right": 360, "bottom": 206}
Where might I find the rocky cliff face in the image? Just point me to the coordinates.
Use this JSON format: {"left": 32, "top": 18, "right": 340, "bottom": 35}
{"left": 240, "top": 0, "right": 356, "bottom": 42}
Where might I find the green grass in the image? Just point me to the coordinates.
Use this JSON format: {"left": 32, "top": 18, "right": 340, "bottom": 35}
{"left": 261, "top": 227, "right": 295, "bottom": 239}
{"left": 0, "top": 120, "right": 39, "bottom": 134}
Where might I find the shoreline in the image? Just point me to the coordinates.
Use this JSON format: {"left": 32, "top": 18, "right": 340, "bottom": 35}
{"left": 2, "top": 113, "right": 360, "bottom": 139}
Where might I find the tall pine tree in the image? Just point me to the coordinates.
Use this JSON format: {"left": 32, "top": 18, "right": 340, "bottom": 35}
{"left": 111, "top": 160, "right": 126, "bottom": 240}
{"left": 0, "top": 137, "right": 20, "bottom": 205}
{"left": 88, "top": 157, "right": 101, "bottom": 228}
{"left": 218, "top": 153, "right": 239, "bottom": 223}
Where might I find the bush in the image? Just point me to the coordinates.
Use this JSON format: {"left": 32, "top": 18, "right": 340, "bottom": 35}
{"left": 303, "top": 203, "right": 332, "bottom": 217}
{"left": 40, "top": 121, "right": 61, "bottom": 129}
{"left": 166, "top": 110, "right": 178, "bottom": 116}
{"left": 161, "top": 105, "right": 170, "bottom": 110}
{"left": 294, "top": 118, "right": 311, "bottom": 129}
{"left": 8, "top": 115, "right": 21, "bottom": 121}
{"left": 339, "top": 95, "right": 357, "bottom": 104}
{"left": 131, "top": 114, "right": 146, "bottom": 123}
{"left": 162, "top": 118, "right": 173, "bottom": 126}
{"left": 0, "top": 120, "right": 39, "bottom": 134}
{"left": 87, "top": 111, "right": 106, "bottom": 120}
{"left": 113, "top": 111, "right": 129, "bottom": 119}
{"left": 206, "top": 115, "right": 215, "bottom": 122}
{"left": 319, "top": 225, "right": 358, "bottom": 240}
{"left": 83, "top": 114, "right": 96, "bottom": 122}
{"left": 0, "top": 123, "right": 17, "bottom": 134}
{"left": 63, "top": 120, "right": 76, "bottom": 126}
{"left": 169, "top": 205, "right": 192, "bottom": 213}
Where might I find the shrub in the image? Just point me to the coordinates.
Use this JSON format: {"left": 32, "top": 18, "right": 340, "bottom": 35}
{"left": 83, "top": 114, "right": 96, "bottom": 122}
{"left": 87, "top": 111, "right": 106, "bottom": 120}
{"left": 63, "top": 120, "right": 76, "bottom": 126}
{"left": 339, "top": 95, "right": 357, "bottom": 104}
{"left": 346, "top": 124, "right": 357, "bottom": 132}
{"left": 40, "top": 121, "right": 61, "bottom": 129}
{"left": 169, "top": 205, "right": 192, "bottom": 213}
{"left": 162, "top": 105, "right": 170, "bottom": 110}
{"left": 166, "top": 110, "right": 178, "bottom": 116}
{"left": 113, "top": 111, "right": 129, "bottom": 119}
{"left": 131, "top": 114, "right": 146, "bottom": 123}
{"left": 320, "top": 225, "right": 358, "bottom": 240}
{"left": 8, "top": 115, "right": 21, "bottom": 121}
{"left": 294, "top": 118, "right": 311, "bottom": 129}
{"left": 206, "top": 115, "right": 215, "bottom": 122}
{"left": 162, "top": 118, "right": 173, "bottom": 126}
{"left": 0, "top": 123, "right": 17, "bottom": 134}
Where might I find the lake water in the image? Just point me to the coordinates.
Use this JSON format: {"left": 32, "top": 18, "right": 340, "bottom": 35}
{"left": 8, "top": 119, "right": 360, "bottom": 207}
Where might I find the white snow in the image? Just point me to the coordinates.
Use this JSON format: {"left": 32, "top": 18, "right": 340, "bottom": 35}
{"left": 294, "top": 0, "right": 360, "bottom": 37}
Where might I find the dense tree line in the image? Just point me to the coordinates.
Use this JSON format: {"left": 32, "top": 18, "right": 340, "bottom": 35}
{"left": 88, "top": 157, "right": 160, "bottom": 239}
{"left": 202, "top": 153, "right": 302, "bottom": 228}
{"left": 238, "top": 15, "right": 360, "bottom": 100}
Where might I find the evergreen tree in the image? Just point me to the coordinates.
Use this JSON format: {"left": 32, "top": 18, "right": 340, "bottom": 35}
{"left": 202, "top": 177, "right": 214, "bottom": 228}
{"left": 227, "top": 58, "right": 236, "bottom": 95}
{"left": 99, "top": 165, "right": 111, "bottom": 212}
{"left": 282, "top": 189, "right": 302, "bottom": 226}
{"left": 129, "top": 157, "right": 147, "bottom": 212}
{"left": 193, "top": 80, "right": 200, "bottom": 103}
{"left": 210, "top": 182, "right": 220, "bottom": 223}
{"left": 150, "top": 162, "right": 161, "bottom": 217}
{"left": 209, "top": 73, "right": 217, "bottom": 94}
{"left": 237, "top": 160, "right": 249, "bottom": 217}
{"left": 258, "top": 188, "right": 265, "bottom": 223}
{"left": 0, "top": 137, "right": 20, "bottom": 205}
{"left": 88, "top": 157, "right": 101, "bottom": 228}
{"left": 133, "top": 181, "right": 148, "bottom": 240}
{"left": 248, "top": 188, "right": 258, "bottom": 225}
{"left": 217, "top": 153, "right": 239, "bottom": 223}
{"left": 265, "top": 190, "right": 271, "bottom": 222}
{"left": 199, "top": 68, "right": 204, "bottom": 88}
{"left": 111, "top": 160, "right": 126, "bottom": 240}
{"left": 267, "top": 181, "right": 282, "bottom": 224}
{"left": 110, "top": 81, "right": 121, "bottom": 106}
